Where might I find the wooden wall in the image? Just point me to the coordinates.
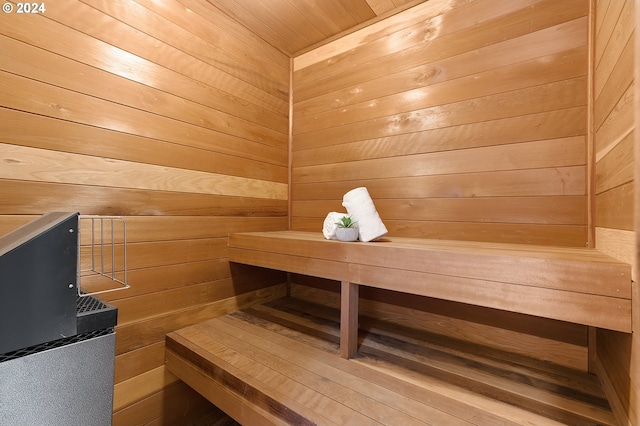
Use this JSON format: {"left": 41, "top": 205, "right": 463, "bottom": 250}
{"left": 0, "top": 0, "right": 289, "bottom": 423}
{"left": 2, "top": 0, "right": 636, "bottom": 423}
{"left": 290, "top": 0, "right": 594, "bottom": 371}
{"left": 593, "top": 0, "right": 638, "bottom": 424}
{"left": 291, "top": 0, "right": 590, "bottom": 247}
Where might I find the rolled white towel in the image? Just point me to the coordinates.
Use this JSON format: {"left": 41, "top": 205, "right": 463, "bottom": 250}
{"left": 342, "top": 187, "right": 387, "bottom": 242}
{"left": 322, "top": 211, "right": 347, "bottom": 240}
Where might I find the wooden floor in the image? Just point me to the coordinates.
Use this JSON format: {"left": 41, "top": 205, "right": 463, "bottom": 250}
{"left": 167, "top": 297, "right": 618, "bottom": 426}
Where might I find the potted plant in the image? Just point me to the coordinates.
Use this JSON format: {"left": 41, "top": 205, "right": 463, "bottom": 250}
{"left": 335, "top": 215, "right": 358, "bottom": 242}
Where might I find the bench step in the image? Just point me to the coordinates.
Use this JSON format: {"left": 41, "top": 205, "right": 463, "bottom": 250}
{"left": 165, "top": 297, "right": 617, "bottom": 426}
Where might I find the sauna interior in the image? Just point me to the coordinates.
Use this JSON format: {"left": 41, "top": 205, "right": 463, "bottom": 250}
{"left": 0, "top": 0, "right": 638, "bottom": 425}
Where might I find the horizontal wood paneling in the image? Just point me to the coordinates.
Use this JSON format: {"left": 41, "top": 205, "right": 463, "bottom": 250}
{"left": 294, "top": 166, "right": 586, "bottom": 199}
{"left": 0, "top": 109, "right": 286, "bottom": 183}
{"left": 0, "top": 0, "right": 290, "bottom": 423}
{"left": 0, "top": 143, "right": 286, "bottom": 200}
{"left": 0, "top": 181, "right": 288, "bottom": 217}
{"left": 293, "top": 138, "right": 586, "bottom": 183}
{"left": 115, "top": 284, "right": 287, "bottom": 355}
{"left": 293, "top": 218, "right": 588, "bottom": 246}
{"left": 112, "top": 379, "right": 229, "bottom": 426}
{"left": 292, "top": 0, "right": 589, "bottom": 246}
{"left": 295, "top": 2, "right": 587, "bottom": 97}
{"left": 593, "top": 0, "right": 637, "bottom": 425}
{"left": 294, "top": 196, "right": 586, "bottom": 224}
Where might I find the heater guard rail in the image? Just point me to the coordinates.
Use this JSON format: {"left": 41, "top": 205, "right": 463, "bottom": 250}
{"left": 78, "top": 215, "right": 129, "bottom": 297}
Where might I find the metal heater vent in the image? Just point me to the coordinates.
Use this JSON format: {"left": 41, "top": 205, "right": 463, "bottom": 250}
{"left": 0, "top": 328, "right": 113, "bottom": 363}
{"left": 77, "top": 294, "right": 110, "bottom": 314}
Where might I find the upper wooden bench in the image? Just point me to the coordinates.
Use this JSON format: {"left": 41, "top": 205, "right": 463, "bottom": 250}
{"left": 229, "top": 231, "right": 632, "bottom": 358}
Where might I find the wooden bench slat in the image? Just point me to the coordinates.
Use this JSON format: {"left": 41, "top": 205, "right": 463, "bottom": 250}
{"left": 229, "top": 231, "right": 632, "bottom": 332}
{"left": 351, "top": 264, "right": 631, "bottom": 331}
{"left": 167, "top": 315, "right": 475, "bottom": 426}
{"left": 166, "top": 329, "right": 341, "bottom": 426}
{"left": 253, "top": 297, "right": 606, "bottom": 403}
{"left": 230, "top": 231, "right": 630, "bottom": 297}
{"left": 196, "top": 318, "right": 438, "bottom": 426}
{"left": 215, "top": 314, "right": 481, "bottom": 426}
{"left": 234, "top": 302, "right": 616, "bottom": 425}
{"left": 164, "top": 345, "right": 291, "bottom": 426}
{"left": 229, "top": 247, "right": 348, "bottom": 281}
{"left": 185, "top": 323, "right": 384, "bottom": 426}
{"left": 356, "top": 330, "right": 617, "bottom": 425}
{"left": 212, "top": 311, "right": 588, "bottom": 425}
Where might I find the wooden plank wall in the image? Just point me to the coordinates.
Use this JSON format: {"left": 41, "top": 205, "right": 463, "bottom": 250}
{"left": 593, "top": 0, "right": 638, "bottom": 424}
{"left": 0, "top": 0, "right": 289, "bottom": 423}
{"left": 290, "top": 0, "right": 593, "bottom": 371}
{"left": 292, "top": 0, "right": 590, "bottom": 247}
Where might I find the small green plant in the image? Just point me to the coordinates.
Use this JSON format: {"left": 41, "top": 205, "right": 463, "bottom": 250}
{"left": 335, "top": 215, "right": 357, "bottom": 228}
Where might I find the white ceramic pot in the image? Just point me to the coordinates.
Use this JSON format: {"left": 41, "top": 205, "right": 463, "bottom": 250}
{"left": 335, "top": 227, "right": 358, "bottom": 242}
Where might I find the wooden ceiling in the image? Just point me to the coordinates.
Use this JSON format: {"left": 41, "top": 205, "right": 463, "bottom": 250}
{"left": 206, "top": 0, "right": 427, "bottom": 56}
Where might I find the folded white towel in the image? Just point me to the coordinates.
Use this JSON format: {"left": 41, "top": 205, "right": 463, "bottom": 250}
{"left": 342, "top": 187, "right": 387, "bottom": 242}
{"left": 322, "top": 211, "right": 347, "bottom": 240}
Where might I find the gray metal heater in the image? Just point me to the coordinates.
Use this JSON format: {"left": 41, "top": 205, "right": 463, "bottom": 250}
{"left": 0, "top": 212, "right": 120, "bottom": 426}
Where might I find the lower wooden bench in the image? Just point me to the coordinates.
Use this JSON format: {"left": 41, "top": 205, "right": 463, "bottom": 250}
{"left": 166, "top": 314, "right": 456, "bottom": 426}
{"left": 228, "top": 231, "right": 632, "bottom": 358}
{"left": 165, "top": 305, "right": 619, "bottom": 426}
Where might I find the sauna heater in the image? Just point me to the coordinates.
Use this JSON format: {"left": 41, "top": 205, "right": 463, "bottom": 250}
{"left": 0, "top": 212, "right": 124, "bottom": 426}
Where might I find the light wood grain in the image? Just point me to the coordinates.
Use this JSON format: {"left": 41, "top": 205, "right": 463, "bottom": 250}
{"left": 595, "top": 181, "right": 634, "bottom": 230}
{"left": 595, "top": 83, "right": 635, "bottom": 160}
{"left": 293, "top": 196, "right": 587, "bottom": 225}
{"left": 292, "top": 167, "right": 586, "bottom": 200}
{"left": 0, "top": 143, "right": 287, "bottom": 200}
{"left": 295, "top": 0, "right": 468, "bottom": 69}
{"left": 0, "top": 108, "right": 287, "bottom": 183}
{"left": 294, "top": 44, "right": 587, "bottom": 126}
{"left": 596, "top": 129, "right": 634, "bottom": 193}
{"left": 293, "top": 107, "right": 586, "bottom": 163}
{"left": 0, "top": 180, "right": 288, "bottom": 217}
{"left": 0, "top": 72, "right": 287, "bottom": 156}
{"left": 295, "top": 77, "right": 586, "bottom": 145}
{"left": 294, "top": 7, "right": 587, "bottom": 100}
{"left": 294, "top": 51, "right": 587, "bottom": 134}
{"left": 593, "top": 0, "right": 635, "bottom": 98}
{"left": 0, "top": 32, "right": 288, "bottom": 138}
{"left": 293, "top": 138, "right": 585, "bottom": 182}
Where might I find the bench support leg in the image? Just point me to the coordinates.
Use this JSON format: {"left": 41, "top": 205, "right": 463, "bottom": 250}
{"left": 340, "top": 281, "right": 359, "bottom": 359}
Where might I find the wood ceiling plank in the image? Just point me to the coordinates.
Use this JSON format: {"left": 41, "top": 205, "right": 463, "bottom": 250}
{"left": 208, "top": 0, "right": 303, "bottom": 54}
{"left": 202, "top": 0, "right": 427, "bottom": 56}
{"left": 366, "top": 0, "right": 397, "bottom": 15}
{"left": 343, "top": 0, "right": 376, "bottom": 22}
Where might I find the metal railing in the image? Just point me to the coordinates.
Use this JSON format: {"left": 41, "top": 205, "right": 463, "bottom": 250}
{"left": 77, "top": 216, "right": 129, "bottom": 297}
